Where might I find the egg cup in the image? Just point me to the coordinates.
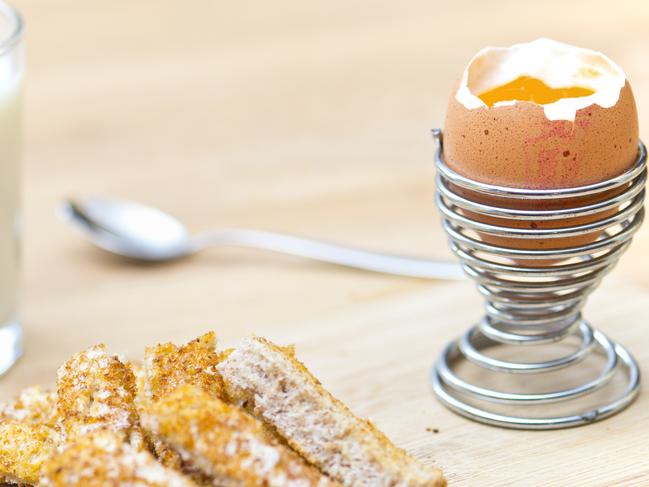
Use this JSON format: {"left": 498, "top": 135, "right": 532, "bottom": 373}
{"left": 431, "top": 129, "right": 646, "bottom": 429}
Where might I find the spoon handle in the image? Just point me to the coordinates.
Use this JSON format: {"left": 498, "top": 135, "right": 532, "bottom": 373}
{"left": 190, "top": 229, "right": 464, "bottom": 280}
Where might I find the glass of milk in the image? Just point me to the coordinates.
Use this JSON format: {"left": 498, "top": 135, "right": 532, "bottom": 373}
{"left": 0, "top": 1, "right": 22, "bottom": 377}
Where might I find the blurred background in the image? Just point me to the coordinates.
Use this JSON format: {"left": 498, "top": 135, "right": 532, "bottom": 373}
{"left": 10, "top": 0, "right": 649, "bottom": 381}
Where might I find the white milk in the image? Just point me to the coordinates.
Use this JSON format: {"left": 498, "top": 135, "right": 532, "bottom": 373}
{"left": 0, "top": 2, "right": 23, "bottom": 376}
{"left": 0, "top": 76, "right": 20, "bottom": 328}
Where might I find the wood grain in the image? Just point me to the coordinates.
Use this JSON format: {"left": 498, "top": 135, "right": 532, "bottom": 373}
{"left": 2, "top": 0, "right": 649, "bottom": 484}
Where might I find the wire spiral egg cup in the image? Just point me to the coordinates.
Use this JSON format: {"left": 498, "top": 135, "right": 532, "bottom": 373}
{"left": 431, "top": 129, "right": 646, "bottom": 429}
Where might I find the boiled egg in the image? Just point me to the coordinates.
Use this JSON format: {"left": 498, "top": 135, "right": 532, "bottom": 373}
{"left": 442, "top": 39, "right": 639, "bottom": 251}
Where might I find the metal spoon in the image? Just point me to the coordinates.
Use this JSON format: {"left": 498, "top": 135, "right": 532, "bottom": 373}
{"left": 61, "top": 197, "right": 463, "bottom": 280}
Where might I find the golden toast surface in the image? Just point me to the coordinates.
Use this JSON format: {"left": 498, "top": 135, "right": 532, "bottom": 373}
{"left": 0, "top": 387, "right": 59, "bottom": 485}
{"left": 0, "top": 420, "right": 58, "bottom": 485}
{"left": 143, "top": 385, "right": 339, "bottom": 487}
{"left": 0, "top": 386, "right": 57, "bottom": 427}
{"left": 56, "top": 344, "right": 143, "bottom": 448}
{"left": 143, "top": 332, "right": 225, "bottom": 402}
{"left": 41, "top": 430, "right": 198, "bottom": 487}
{"left": 139, "top": 333, "right": 226, "bottom": 473}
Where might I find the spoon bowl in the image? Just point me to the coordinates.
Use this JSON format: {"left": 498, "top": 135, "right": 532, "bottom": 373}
{"left": 63, "top": 198, "right": 191, "bottom": 261}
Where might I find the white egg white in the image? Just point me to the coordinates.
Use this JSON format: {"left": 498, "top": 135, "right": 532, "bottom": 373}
{"left": 455, "top": 38, "right": 626, "bottom": 122}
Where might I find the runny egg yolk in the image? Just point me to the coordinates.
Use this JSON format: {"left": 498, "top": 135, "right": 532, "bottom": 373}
{"left": 478, "top": 75, "right": 594, "bottom": 107}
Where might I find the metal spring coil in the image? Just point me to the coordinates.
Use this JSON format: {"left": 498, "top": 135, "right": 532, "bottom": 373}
{"left": 431, "top": 129, "right": 646, "bottom": 429}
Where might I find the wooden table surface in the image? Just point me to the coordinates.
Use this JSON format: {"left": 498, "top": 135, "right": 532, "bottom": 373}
{"left": 3, "top": 0, "right": 649, "bottom": 485}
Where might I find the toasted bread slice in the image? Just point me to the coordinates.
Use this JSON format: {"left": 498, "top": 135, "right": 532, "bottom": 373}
{"left": 0, "top": 386, "right": 57, "bottom": 427}
{"left": 138, "top": 333, "right": 226, "bottom": 472}
{"left": 142, "top": 385, "right": 340, "bottom": 487}
{"left": 40, "top": 430, "right": 198, "bottom": 487}
{"left": 132, "top": 361, "right": 184, "bottom": 471}
{"left": 56, "top": 344, "right": 143, "bottom": 448}
{"left": 0, "top": 420, "right": 58, "bottom": 485}
{"left": 0, "top": 387, "right": 60, "bottom": 485}
{"left": 142, "top": 332, "right": 225, "bottom": 402}
{"left": 217, "top": 337, "right": 446, "bottom": 487}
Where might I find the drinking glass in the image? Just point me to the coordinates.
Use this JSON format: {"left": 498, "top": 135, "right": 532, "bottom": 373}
{"left": 0, "top": 1, "right": 22, "bottom": 376}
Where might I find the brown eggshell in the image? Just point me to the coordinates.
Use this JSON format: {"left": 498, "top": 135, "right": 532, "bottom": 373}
{"left": 442, "top": 81, "right": 639, "bottom": 253}
{"left": 444, "top": 81, "right": 638, "bottom": 189}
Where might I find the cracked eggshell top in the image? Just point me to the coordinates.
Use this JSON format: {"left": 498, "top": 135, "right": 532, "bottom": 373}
{"left": 443, "top": 38, "right": 638, "bottom": 189}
